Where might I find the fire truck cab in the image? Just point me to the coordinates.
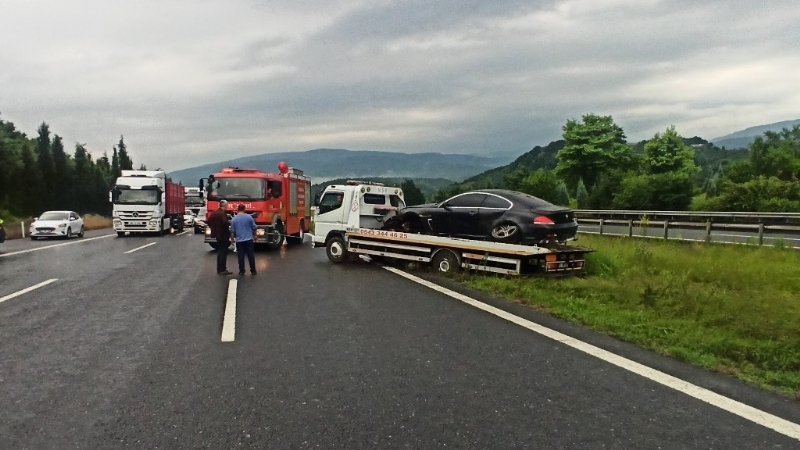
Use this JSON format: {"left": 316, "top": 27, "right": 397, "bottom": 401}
{"left": 201, "top": 162, "right": 311, "bottom": 250}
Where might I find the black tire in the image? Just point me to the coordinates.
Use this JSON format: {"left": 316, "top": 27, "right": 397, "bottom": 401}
{"left": 325, "top": 235, "right": 348, "bottom": 263}
{"left": 78, "top": 226, "right": 85, "bottom": 238}
{"left": 66, "top": 227, "right": 72, "bottom": 239}
{"left": 117, "top": 232, "right": 125, "bottom": 237}
{"left": 431, "top": 249, "right": 460, "bottom": 274}
{"left": 30, "top": 236, "right": 37, "bottom": 240}
{"left": 266, "top": 222, "right": 285, "bottom": 250}
{"left": 491, "top": 222, "right": 522, "bottom": 244}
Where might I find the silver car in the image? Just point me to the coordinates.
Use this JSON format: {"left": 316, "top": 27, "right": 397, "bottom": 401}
{"left": 29, "top": 211, "right": 85, "bottom": 240}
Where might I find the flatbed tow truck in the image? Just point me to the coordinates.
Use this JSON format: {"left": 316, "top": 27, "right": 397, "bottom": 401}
{"left": 311, "top": 181, "right": 589, "bottom": 275}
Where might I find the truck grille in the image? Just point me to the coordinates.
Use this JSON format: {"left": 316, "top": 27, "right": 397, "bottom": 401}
{"left": 118, "top": 211, "right": 154, "bottom": 220}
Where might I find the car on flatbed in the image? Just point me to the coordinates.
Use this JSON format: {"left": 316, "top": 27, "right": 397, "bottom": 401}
{"left": 386, "top": 189, "right": 578, "bottom": 245}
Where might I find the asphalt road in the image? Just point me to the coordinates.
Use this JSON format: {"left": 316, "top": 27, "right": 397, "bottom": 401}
{"left": 1, "top": 231, "right": 799, "bottom": 448}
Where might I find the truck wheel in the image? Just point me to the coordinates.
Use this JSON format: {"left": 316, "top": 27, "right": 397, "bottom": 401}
{"left": 117, "top": 232, "right": 125, "bottom": 237}
{"left": 266, "top": 222, "right": 285, "bottom": 250}
{"left": 431, "top": 249, "right": 460, "bottom": 274}
{"left": 326, "top": 235, "right": 348, "bottom": 263}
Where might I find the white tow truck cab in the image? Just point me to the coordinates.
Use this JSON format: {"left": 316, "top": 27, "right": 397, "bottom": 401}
{"left": 311, "top": 181, "right": 589, "bottom": 275}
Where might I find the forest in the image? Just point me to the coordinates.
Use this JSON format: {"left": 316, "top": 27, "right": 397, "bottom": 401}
{"left": 0, "top": 117, "right": 143, "bottom": 219}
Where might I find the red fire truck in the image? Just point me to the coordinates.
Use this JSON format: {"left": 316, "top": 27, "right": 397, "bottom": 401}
{"left": 201, "top": 162, "right": 311, "bottom": 250}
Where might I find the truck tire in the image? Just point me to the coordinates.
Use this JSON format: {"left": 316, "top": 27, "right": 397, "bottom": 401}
{"left": 431, "top": 249, "right": 460, "bottom": 274}
{"left": 326, "top": 235, "right": 348, "bottom": 263}
{"left": 266, "top": 222, "right": 285, "bottom": 250}
{"left": 117, "top": 232, "right": 125, "bottom": 237}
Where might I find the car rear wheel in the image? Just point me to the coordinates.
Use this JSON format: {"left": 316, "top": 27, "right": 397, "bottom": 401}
{"left": 491, "top": 222, "right": 521, "bottom": 244}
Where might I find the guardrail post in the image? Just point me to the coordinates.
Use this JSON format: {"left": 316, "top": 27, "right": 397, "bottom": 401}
{"left": 705, "top": 221, "right": 712, "bottom": 243}
{"left": 21, "top": 221, "right": 26, "bottom": 238}
{"left": 663, "top": 220, "right": 669, "bottom": 240}
{"left": 758, "top": 223, "right": 765, "bottom": 246}
{"left": 628, "top": 220, "right": 633, "bottom": 237}
{"left": 598, "top": 218, "right": 604, "bottom": 235}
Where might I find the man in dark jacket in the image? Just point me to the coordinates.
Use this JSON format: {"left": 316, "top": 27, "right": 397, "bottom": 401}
{"left": 207, "top": 200, "right": 232, "bottom": 275}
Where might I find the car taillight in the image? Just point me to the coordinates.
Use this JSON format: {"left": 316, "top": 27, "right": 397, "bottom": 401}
{"left": 533, "top": 216, "right": 555, "bottom": 225}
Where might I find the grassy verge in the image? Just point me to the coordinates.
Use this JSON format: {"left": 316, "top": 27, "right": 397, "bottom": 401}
{"left": 460, "top": 234, "right": 800, "bottom": 398}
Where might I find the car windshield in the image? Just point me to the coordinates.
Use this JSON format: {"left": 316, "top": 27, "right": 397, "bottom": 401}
{"left": 116, "top": 189, "right": 159, "bottom": 205}
{"left": 209, "top": 178, "right": 266, "bottom": 201}
{"left": 39, "top": 212, "right": 69, "bottom": 221}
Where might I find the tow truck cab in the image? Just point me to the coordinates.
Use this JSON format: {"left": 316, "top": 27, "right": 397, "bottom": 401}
{"left": 312, "top": 181, "right": 405, "bottom": 247}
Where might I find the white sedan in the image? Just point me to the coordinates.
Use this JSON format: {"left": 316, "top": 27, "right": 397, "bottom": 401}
{"left": 29, "top": 210, "right": 85, "bottom": 240}
{"left": 184, "top": 210, "right": 196, "bottom": 227}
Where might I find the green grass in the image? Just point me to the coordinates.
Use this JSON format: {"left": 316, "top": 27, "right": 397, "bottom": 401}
{"left": 461, "top": 235, "right": 800, "bottom": 398}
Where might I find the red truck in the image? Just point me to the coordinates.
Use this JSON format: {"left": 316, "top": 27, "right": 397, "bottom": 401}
{"left": 201, "top": 162, "right": 311, "bottom": 249}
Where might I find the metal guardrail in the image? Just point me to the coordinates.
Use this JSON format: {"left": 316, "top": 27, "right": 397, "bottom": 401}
{"left": 574, "top": 210, "right": 800, "bottom": 248}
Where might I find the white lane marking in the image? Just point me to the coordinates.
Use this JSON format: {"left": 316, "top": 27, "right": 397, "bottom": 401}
{"left": 383, "top": 266, "right": 800, "bottom": 442}
{"left": 124, "top": 242, "right": 157, "bottom": 254}
{"left": 0, "top": 234, "right": 115, "bottom": 258}
{"left": 221, "top": 279, "right": 238, "bottom": 342}
{"left": 0, "top": 279, "right": 58, "bottom": 305}
{"left": 176, "top": 230, "right": 188, "bottom": 236}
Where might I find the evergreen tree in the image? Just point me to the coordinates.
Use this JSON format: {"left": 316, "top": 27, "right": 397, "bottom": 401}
{"left": 20, "top": 144, "right": 44, "bottom": 215}
{"left": 111, "top": 147, "right": 120, "bottom": 179}
{"left": 575, "top": 178, "right": 589, "bottom": 209}
{"left": 51, "top": 134, "right": 71, "bottom": 207}
{"left": 400, "top": 179, "right": 425, "bottom": 205}
{"left": 553, "top": 181, "right": 570, "bottom": 206}
{"left": 35, "top": 122, "right": 54, "bottom": 209}
{"left": 117, "top": 135, "right": 133, "bottom": 170}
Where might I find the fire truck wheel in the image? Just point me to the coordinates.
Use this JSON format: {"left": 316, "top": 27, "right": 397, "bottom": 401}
{"left": 431, "top": 249, "right": 460, "bottom": 274}
{"left": 326, "top": 235, "right": 348, "bottom": 263}
{"left": 266, "top": 223, "right": 285, "bottom": 250}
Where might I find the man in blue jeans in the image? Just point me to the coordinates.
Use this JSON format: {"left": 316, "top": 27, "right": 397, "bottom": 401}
{"left": 230, "top": 204, "right": 258, "bottom": 275}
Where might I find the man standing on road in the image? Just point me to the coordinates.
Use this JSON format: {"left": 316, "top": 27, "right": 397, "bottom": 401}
{"left": 207, "top": 200, "right": 232, "bottom": 275}
{"left": 230, "top": 204, "right": 257, "bottom": 276}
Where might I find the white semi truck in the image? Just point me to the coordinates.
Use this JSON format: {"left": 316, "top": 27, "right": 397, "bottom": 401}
{"left": 311, "top": 181, "right": 589, "bottom": 275}
{"left": 184, "top": 186, "right": 207, "bottom": 233}
{"left": 110, "top": 170, "right": 186, "bottom": 236}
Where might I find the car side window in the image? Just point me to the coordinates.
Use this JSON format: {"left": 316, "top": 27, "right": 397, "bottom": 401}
{"left": 482, "top": 195, "right": 511, "bottom": 209}
{"left": 446, "top": 193, "right": 485, "bottom": 208}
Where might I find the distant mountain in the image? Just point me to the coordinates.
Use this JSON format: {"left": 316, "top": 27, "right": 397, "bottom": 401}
{"left": 168, "top": 148, "right": 512, "bottom": 185}
{"left": 711, "top": 119, "right": 800, "bottom": 149}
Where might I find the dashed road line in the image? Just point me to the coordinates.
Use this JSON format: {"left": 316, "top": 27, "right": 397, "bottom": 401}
{"left": 124, "top": 242, "right": 157, "bottom": 254}
{"left": 221, "top": 279, "right": 238, "bottom": 342}
{"left": 0, "top": 234, "right": 116, "bottom": 258}
{"left": 0, "top": 279, "right": 58, "bottom": 305}
{"left": 384, "top": 266, "right": 800, "bottom": 442}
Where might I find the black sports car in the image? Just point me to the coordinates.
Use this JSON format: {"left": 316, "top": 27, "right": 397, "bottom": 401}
{"left": 386, "top": 189, "right": 577, "bottom": 245}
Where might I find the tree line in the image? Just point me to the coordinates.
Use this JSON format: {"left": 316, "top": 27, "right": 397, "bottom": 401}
{"left": 0, "top": 116, "right": 141, "bottom": 218}
{"left": 436, "top": 114, "right": 800, "bottom": 212}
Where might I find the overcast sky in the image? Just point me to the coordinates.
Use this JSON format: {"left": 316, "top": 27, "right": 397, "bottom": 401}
{"left": 1, "top": 0, "right": 798, "bottom": 172}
